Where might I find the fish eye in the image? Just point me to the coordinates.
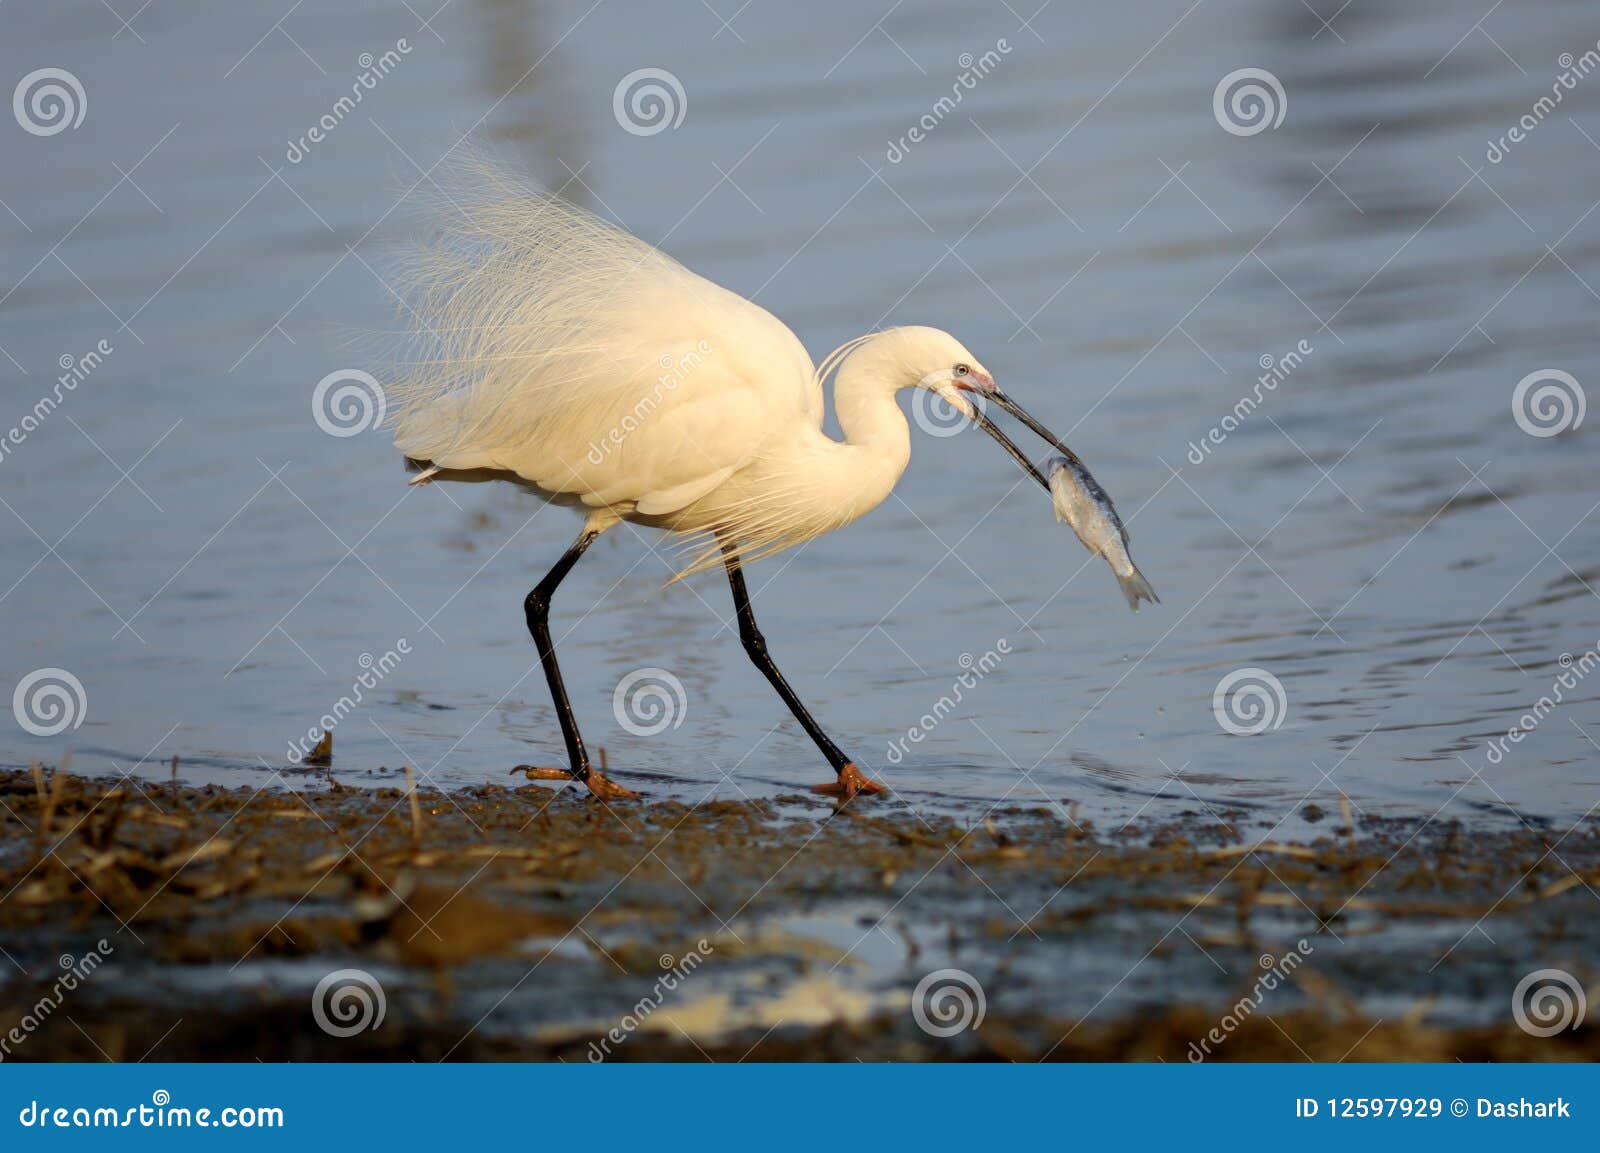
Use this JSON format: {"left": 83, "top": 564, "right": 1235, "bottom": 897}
{"left": 953, "top": 363, "right": 970, "bottom": 377}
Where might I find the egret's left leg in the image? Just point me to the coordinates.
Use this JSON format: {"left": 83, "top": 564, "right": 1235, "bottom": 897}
{"left": 517, "top": 526, "right": 636, "bottom": 801}
{"left": 722, "top": 548, "right": 884, "bottom": 801}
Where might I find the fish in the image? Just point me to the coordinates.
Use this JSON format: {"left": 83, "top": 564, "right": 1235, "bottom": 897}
{"left": 1047, "top": 455, "right": 1159, "bottom": 612}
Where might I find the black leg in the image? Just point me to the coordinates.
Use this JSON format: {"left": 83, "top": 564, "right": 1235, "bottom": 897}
{"left": 723, "top": 546, "right": 884, "bottom": 797}
{"left": 522, "top": 528, "right": 633, "bottom": 798}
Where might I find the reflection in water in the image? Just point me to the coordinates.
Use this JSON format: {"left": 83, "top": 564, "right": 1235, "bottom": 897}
{"left": 475, "top": 0, "right": 589, "bottom": 198}
{"left": 0, "top": 0, "right": 1595, "bottom": 837}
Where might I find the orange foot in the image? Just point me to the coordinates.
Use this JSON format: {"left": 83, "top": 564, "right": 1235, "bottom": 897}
{"left": 810, "top": 763, "right": 886, "bottom": 802}
{"left": 510, "top": 765, "right": 639, "bottom": 801}
{"left": 582, "top": 771, "right": 639, "bottom": 801}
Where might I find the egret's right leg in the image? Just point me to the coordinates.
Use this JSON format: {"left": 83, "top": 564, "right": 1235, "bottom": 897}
{"left": 518, "top": 526, "right": 636, "bottom": 800}
{"left": 722, "top": 546, "right": 884, "bottom": 801}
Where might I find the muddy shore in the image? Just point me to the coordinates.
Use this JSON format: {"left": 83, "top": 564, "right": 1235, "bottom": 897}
{"left": 1, "top": 767, "right": 1595, "bottom": 1061}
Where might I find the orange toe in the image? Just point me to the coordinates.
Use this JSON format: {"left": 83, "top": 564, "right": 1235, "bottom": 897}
{"left": 584, "top": 771, "right": 639, "bottom": 801}
{"left": 510, "top": 764, "right": 639, "bottom": 801}
{"left": 510, "top": 765, "right": 574, "bottom": 782}
{"left": 810, "top": 763, "right": 886, "bottom": 801}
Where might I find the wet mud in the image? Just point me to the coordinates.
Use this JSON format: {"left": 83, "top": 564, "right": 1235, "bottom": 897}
{"left": 1, "top": 768, "right": 1596, "bottom": 1061}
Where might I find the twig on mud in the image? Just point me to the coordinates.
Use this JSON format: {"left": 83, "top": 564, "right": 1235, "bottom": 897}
{"left": 1201, "top": 842, "right": 1321, "bottom": 861}
{"left": 33, "top": 767, "right": 67, "bottom": 858}
{"left": 405, "top": 766, "right": 424, "bottom": 850}
{"left": 1535, "top": 873, "right": 1596, "bottom": 901}
{"left": 88, "top": 789, "right": 128, "bottom": 850}
{"left": 834, "top": 807, "right": 953, "bottom": 850}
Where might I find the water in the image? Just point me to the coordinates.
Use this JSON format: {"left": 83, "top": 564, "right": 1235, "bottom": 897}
{"left": 3, "top": 0, "right": 1597, "bottom": 834}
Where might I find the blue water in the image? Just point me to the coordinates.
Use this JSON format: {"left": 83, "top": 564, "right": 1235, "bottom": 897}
{"left": 2, "top": 0, "right": 1597, "bottom": 833}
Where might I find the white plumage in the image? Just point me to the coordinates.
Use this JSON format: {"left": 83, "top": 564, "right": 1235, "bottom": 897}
{"left": 381, "top": 156, "right": 1111, "bottom": 800}
{"left": 388, "top": 158, "right": 993, "bottom": 578}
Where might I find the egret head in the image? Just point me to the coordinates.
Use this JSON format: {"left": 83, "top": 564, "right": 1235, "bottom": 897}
{"left": 861, "top": 326, "right": 995, "bottom": 418}
{"left": 869, "top": 326, "right": 1080, "bottom": 491}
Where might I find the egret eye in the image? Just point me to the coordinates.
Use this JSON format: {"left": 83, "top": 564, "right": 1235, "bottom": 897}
{"left": 953, "top": 363, "right": 970, "bottom": 377}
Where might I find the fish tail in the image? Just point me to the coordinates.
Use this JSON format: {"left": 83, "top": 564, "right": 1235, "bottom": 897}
{"left": 1116, "top": 563, "right": 1160, "bottom": 612}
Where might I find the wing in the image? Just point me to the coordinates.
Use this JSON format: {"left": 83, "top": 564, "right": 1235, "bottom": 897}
{"left": 389, "top": 156, "right": 818, "bottom": 514}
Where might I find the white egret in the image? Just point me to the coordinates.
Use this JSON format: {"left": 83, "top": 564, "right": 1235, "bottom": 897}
{"left": 389, "top": 160, "right": 1102, "bottom": 801}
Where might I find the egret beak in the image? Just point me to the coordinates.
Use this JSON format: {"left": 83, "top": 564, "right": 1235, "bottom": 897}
{"left": 968, "top": 408, "right": 1050, "bottom": 491}
{"left": 984, "top": 388, "right": 1088, "bottom": 471}
{"left": 953, "top": 372, "right": 1070, "bottom": 487}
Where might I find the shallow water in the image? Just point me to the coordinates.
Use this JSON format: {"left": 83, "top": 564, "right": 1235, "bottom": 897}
{"left": 2, "top": 0, "right": 1597, "bottom": 832}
